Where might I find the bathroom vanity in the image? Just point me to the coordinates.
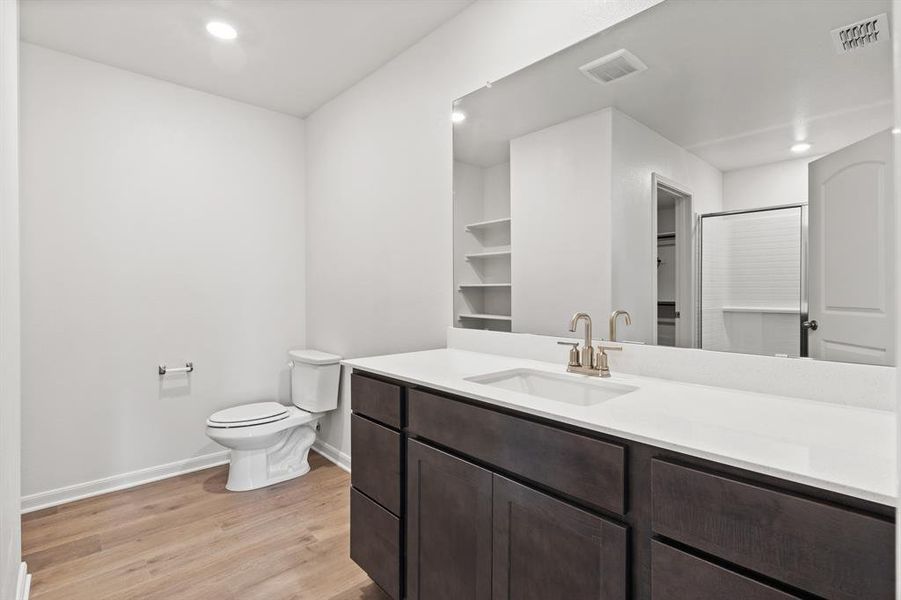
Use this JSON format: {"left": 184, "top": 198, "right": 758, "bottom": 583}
{"left": 345, "top": 348, "right": 895, "bottom": 600}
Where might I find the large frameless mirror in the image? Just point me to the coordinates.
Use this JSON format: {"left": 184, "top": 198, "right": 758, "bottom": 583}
{"left": 452, "top": 0, "right": 896, "bottom": 366}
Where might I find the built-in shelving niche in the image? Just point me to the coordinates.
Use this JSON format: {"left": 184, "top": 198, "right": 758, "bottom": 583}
{"left": 453, "top": 161, "right": 511, "bottom": 331}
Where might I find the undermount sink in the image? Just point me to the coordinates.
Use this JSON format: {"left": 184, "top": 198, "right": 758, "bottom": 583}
{"left": 465, "top": 368, "right": 638, "bottom": 406}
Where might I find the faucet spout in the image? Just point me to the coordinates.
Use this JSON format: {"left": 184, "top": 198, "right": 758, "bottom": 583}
{"left": 569, "top": 312, "right": 593, "bottom": 348}
{"left": 609, "top": 310, "right": 632, "bottom": 342}
{"left": 569, "top": 312, "right": 594, "bottom": 368}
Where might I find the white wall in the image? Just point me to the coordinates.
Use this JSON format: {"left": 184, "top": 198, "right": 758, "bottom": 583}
{"left": 511, "top": 109, "right": 612, "bottom": 337}
{"left": 0, "top": 1, "right": 21, "bottom": 596}
{"left": 482, "top": 162, "right": 510, "bottom": 221}
{"left": 19, "top": 45, "right": 307, "bottom": 502}
{"left": 722, "top": 156, "right": 816, "bottom": 211}
{"left": 306, "top": 0, "right": 662, "bottom": 462}
{"left": 610, "top": 110, "right": 723, "bottom": 344}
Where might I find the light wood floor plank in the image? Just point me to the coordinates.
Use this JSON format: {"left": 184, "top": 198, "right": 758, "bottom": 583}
{"left": 22, "top": 451, "right": 389, "bottom": 600}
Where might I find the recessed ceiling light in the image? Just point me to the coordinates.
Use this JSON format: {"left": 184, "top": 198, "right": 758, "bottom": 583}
{"left": 791, "top": 142, "right": 812, "bottom": 153}
{"left": 451, "top": 111, "right": 466, "bottom": 124}
{"left": 893, "top": 127, "right": 901, "bottom": 135}
{"left": 206, "top": 21, "right": 237, "bottom": 41}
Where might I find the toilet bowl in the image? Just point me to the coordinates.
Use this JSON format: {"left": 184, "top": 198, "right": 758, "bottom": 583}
{"left": 206, "top": 349, "right": 341, "bottom": 492}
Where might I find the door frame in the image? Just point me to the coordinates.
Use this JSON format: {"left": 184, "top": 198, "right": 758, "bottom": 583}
{"left": 651, "top": 174, "right": 694, "bottom": 347}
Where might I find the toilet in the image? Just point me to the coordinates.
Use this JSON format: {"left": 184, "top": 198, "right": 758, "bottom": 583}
{"left": 206, "top": 349, "right": 341, "bottom": 492}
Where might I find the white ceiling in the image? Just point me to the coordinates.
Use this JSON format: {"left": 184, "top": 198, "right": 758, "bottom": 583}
{"left": 453, "top": 0, "right": 894, "bottom": 171}
{"left": 20, "top": 0, "right": 474, "bottom": 117}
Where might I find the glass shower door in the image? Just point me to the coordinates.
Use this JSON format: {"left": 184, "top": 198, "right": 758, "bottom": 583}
{"left": 700, "top": 205, "right": 805, "bottom": 357}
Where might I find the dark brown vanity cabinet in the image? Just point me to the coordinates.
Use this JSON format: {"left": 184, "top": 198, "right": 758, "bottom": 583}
{"left": 349, "top": 370, "right": 895, "bottom": 600}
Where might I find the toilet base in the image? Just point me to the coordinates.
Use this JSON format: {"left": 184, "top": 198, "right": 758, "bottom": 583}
{"left": 224, "top": 424, "right": 317, "bottom": 492}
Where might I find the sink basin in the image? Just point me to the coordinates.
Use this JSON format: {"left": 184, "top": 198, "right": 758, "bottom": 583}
{"left": 465, "top": 368, "right": 637, "bottom": 406}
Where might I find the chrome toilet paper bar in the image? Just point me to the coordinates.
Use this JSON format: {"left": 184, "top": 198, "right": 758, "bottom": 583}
{"left": 159, "top": 362, "right": 194, "bottom": 376}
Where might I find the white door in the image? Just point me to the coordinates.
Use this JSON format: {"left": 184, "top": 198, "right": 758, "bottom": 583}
{"left": 808, "top": 130, "right": 894, "bottom": 365}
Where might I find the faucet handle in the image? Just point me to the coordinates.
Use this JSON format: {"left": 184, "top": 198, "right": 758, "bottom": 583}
{"left": 593, "top": 344, "right": 621, "bottom": 374}
{"left": 557, "top": 341, "right": 581, "bottom": 367}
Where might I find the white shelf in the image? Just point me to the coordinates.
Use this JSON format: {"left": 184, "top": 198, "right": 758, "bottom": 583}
{"left": 721, "top": 306, "right": 800, "bottom": 314}
{"left": 458, "top": 283, "right": 512, "bottom": 290}
{"left": 465, "top": 248, "right": 511, "bottom": 260}
{"left": 465, "top": 217, "right": 511, "bottom": 232}
{"left": 458, "top": 313, "right": 512, "bottom": 322}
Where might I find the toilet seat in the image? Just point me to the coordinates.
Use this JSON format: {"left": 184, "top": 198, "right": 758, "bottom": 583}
{"left": 207, "top": 401, "right": 289, "bottom": 428}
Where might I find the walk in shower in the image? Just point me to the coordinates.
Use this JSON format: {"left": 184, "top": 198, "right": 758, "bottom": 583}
{"left": 699, "top": 205, "right": 807, "bottom": 357}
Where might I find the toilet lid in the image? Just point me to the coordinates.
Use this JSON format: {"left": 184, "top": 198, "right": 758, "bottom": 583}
{"left": 208, "top": 402, "right": 289, "bottom": 427}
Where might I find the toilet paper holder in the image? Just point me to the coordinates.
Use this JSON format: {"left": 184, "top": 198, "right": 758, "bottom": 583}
{"left": 159, "top": 362, "right": 194, "bottom": 376}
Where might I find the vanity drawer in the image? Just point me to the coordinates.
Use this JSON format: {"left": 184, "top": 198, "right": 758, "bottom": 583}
{"left": 407, "top": 389, "right": 625, "bottom": 514}
{"left": 651, "top": 460, "right": 894, "bottom": 600}
{"left": 351, "top": 372, "right": 403, "bottom": 429}
{"left": 351, "top": 414, "right": 402, "bottom": 515}
{"left": 350, "top": 487, "right": 401, "bottom": 600}
{"left": 651, "top": 541, "right": 800, "bottom": 600}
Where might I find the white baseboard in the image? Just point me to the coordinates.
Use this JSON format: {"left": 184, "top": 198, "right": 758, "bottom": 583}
{"left": 312, "top": 439, "right": 351, "bottom": 473}
{"left": 21, "top": 450, "right": 230, "bottom": 514}
{"left": 16, "top": 562, "right": 30, "bottom": 600}
{"left": 21, "top": 441, "right": 350, "bottom": 514}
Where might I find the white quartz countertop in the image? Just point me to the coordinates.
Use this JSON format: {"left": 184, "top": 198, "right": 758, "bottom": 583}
{"left": 343, "top": 348, "right": 897, "bottom": 506}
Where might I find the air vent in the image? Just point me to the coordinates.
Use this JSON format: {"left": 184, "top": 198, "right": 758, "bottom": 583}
{"left": 579, "top": 49, "right": 647, "bottom": 84}
{"left": 831, "top": 13, "right": 890, "bottom": 53}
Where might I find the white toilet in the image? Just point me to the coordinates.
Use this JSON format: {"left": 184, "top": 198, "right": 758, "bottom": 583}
{"left": 206, "top": 349, "right": 341, "bottom": 492}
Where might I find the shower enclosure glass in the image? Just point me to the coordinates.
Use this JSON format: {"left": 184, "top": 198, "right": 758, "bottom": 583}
{"left": 700, "top": 205, "right": 806, "bottom": 357}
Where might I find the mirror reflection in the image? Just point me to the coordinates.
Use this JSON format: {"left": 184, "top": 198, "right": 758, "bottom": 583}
{"left": 452, "top": 0, "right": 896, "bottom": 365}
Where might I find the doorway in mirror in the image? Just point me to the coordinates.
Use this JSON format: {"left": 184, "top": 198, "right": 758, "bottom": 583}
{"left": 654, "top": 177, "right": 692, "bottom": 348}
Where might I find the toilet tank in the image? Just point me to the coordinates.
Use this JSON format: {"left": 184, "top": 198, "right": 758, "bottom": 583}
{"left": 288, "top": 349, "right": 342, "bottom": 413}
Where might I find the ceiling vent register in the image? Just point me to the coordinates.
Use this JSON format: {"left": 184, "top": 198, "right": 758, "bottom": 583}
{"left": 579, "top": 49, "right": 647, "bottom": 84}
{"left": 831, "top": 13, "right": 890, "bottom": 53}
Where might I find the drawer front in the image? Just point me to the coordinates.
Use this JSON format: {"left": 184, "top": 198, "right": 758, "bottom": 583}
{"left": 351, "top": 372, "right": 403, "bottom": 429}
{"left": 651, "top": 460, "right": 894, "bottom": 600}
{"left": 350, "top": 488, "right": 401, "bottom": 600}
{"left": 351, "top": 414, "right": 402, "bottom": 515}
{"left": 408, "top": 389, "right": 625, "bottom": 514}
{"left": 651, "top": 541, "right": 800, "bottom": 600}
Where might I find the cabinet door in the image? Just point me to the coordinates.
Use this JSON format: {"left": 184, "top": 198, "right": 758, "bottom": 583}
{"left": 407, "top": 439, "right": 492, "bottom": 600}
{"left": 493, "top": 475, "right": 627, "bottom": 600}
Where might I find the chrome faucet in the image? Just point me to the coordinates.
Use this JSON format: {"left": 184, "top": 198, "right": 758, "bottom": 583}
{"left": 609, "top": 310, "right": 632, "bottom": 342}
{"left": 558, "top": 312, "right": 622, "bottom": 377}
